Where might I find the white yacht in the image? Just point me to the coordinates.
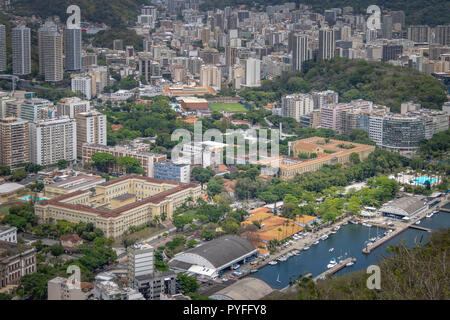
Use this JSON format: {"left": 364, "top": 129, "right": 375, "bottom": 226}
{"left": 346, "top": 261, "right": 354, "bottom": 267}
{"left": 303, "top": 246, "right": 310, "bottom": 251}
{"left": 415, "top": 220, "right": 421, "bottom": 225}
{"left": 269, "top": 261, "right": 277, "bottom": 265}
{"left": 321, "top": 234, "right": 328, "bottom": 240}
{"left": 329, "top": 248, "right": 334, "bottom": 252}
{"left": 313, "top": 240, "right": 319, "bottom": 245}
{"left": 327, "top": 258, "right": 337, "bottom": 269}
{"left": 334, "top": 226, "right": 340, "bottom": 231}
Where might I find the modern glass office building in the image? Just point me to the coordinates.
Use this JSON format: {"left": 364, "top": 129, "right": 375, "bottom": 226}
{"left": 381, "top": 115, "right": 425, "bottom": 151}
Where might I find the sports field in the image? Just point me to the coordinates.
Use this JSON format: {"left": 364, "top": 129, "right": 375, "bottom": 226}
{"left": 209, "top": 103, "right": 247, "bottom": 112}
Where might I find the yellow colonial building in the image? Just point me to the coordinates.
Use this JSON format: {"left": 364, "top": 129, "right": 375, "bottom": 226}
{"left": 34, "top": 175, "right": 202, "bottom": 239}
{"left": 257, "top": 137, "right": 375, "bottom": 180}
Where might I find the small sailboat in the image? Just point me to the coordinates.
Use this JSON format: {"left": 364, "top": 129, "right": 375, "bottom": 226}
{"left": 415, "top": 220, "right": 421, "bottom": 225}
{"left": 329, "top": 248, "right": 334, "bottom": 252}
{"left": 426, "top": 212, "right": 434, "bottom": 218}
{"left": 276, "top": 273, "right": 281, "bottom": 283}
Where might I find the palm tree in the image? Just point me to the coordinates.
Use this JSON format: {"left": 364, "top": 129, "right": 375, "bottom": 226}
{"left": 152, "top": 215, "right": 161, "bottom": 227}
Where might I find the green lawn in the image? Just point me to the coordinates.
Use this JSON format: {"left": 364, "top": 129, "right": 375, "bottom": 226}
{"left": 0, "top": 205, "right": 11, "bottom": 215}
{"left": 209, "top": 103, "right": 247, "bottom": 112}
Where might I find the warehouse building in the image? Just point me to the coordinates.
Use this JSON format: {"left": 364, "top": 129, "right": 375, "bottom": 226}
{"left": 209, "top": 277, "right": 274, "bottom": 300}
{"left": 380, "top": 196, "right": 427, "bottom": 220}
{"left": 169, "top": 235, "right": 258, "bottom": 279}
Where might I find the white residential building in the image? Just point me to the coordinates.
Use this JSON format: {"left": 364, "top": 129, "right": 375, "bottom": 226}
{"left": 74, "top": 110, "right": 107, "bottom": 158}
{"left": 20, "top": 98, "right": 54, "bottom": 122}
{"left": 368, "top": 114, "right": 384, "bottom": 146}
{"left": 281, "top": 94, "right": 314, "bottom": 122}
{"left": 127, "top": 243, "right": 154, "bottom": 285}
{"left": 56, "top": 97, "right": 91, "bottom": 118}
{"left": 244, "top": 58, "right": 261, "bottom": 87}
{"left": 29, "top": 117, "right": 77, "bottom": 166}
{"left": 319, "top": 28, "right": 335, "bottom": 60}
{"left": 0, "top": 24, "right": 6, "bottom": 72}
{"left": 200, "top": 64, "right": 222, "bottom": 91}
{"left": 12, "top": 25, "right": 31, "bottom": 76}
{"left": 71, "top": 76, "right": 92, "bottom": 100}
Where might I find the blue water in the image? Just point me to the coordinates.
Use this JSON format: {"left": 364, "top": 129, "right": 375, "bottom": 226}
{"left": 413, "top": 176, "right": 438, "bottom": 185}
{"left": 250, "top": 207, "right": 450, "bottom": 289}
{"left": 20, "top": 195, "right": 48, "bottom": 201}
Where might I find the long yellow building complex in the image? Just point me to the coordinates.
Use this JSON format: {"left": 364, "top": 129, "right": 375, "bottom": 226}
{"left": 258, "top": 137, "right": 375, "bottom": 180}
{"left": 35, "top": 175, "right": 202, "bottom": 239}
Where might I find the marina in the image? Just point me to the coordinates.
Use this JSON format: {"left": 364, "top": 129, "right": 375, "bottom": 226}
{"left": 361, "top": 202, "right": 447, "bottom": 254}
{"left": 249, "top": 202, "right": 450, "bottom": 289}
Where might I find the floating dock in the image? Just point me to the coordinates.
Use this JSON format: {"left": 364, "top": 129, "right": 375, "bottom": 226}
{"left": 313, "top": 257, "right": 356, "bottom": 282}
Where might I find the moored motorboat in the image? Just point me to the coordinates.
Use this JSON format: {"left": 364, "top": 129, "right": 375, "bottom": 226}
{"left": 327, "top": 258, "right": 337, "bottom": 269}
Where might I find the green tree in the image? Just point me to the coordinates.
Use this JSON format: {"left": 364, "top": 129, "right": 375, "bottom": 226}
{"left": 0, "top": 165, "right": 11, "bottom": 176}
{"left": 117, "top": 156, "right": 144, "bottom": 174}
{"left": 49, "top": 244, "right": 64, "bottom": 256}
{"left": 192, "top": 166, "right": 215, "bottom": 186}
{"left": 11, "top": 169, "right": 27, "bottom": 181}
{"left": 206, "top": 177, "right": 224, "bottom": 197}
{"left": 91, "top": 152, "right": 117, "bottom": 172}
{"left": 350, "top": 152, "right": 360, "bottom": 164}
{"left": 57, "top": 159, "right": 68, "bottom": 170}
{"left": 177, "top": 273, "right": 199, "bottom": 294}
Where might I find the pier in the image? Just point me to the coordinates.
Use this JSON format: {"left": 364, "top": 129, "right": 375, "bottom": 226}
{"left": 362, "top": 201, "right": 449, "bottom": 254}
{"left": 313, "top": 257, "right": 356, "bottom": 282}
{"left": 409, "top": 225, "right": 435, "bottom": 232}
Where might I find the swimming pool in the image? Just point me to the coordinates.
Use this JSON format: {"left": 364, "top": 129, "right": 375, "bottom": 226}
{"left": 20, "top": 195, "right": 48, "bottom": 201}
{"left": 413, "top": 176, "right": 438, "bottom": 186}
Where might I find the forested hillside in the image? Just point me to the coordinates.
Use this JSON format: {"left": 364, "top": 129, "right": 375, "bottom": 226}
{"left": 240, "top": 58, "right": 447, "bottom": 112}
{"left": 10, "top": 0, "right": 148, "bottom": 27}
